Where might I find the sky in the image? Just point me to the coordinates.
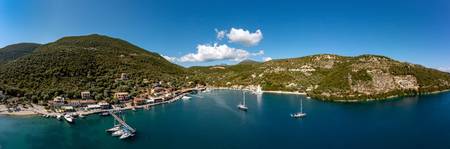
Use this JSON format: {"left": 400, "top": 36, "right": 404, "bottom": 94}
{"left": 1, "top": 0, "right": 449, "bottom": 69}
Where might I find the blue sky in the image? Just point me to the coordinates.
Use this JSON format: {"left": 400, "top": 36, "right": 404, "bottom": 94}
{"left": 1, "top": 0, "right": 449, "bottom": 69}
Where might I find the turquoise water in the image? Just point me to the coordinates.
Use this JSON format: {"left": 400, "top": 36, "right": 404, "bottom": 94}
{"left": 1, "top": 89, "right": 450, "bottom": 149}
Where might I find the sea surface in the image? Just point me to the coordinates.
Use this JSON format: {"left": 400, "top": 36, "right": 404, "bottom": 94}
{"left": 1, "top": 89, "right": 450, "bottom": 149}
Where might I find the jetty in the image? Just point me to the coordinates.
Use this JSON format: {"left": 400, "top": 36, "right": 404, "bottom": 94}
{"left": 109, "top": 111, "right": 136, "bottom": 133}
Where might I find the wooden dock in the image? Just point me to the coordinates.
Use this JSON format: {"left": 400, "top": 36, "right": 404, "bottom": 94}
{"left": 109, "top": 111, "right": 136, "bottom": 133}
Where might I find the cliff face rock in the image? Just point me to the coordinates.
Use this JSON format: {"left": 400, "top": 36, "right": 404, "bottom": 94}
{"left": 350, "top": 69, "right": 419, "bottom": 95}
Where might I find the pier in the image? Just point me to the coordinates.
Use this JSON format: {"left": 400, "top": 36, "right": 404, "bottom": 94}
{"left": 109, "top": 111, "right": 136, "bottom": 133}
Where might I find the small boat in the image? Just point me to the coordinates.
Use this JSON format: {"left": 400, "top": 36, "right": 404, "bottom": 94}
{"left": 132, "top": 107, "right": 136, "bottom": 111}
{"left": 237, "top": 91, "right": 248, "bottom": 111}
{"left": 306, "top": 96, "right": 311, "bottom": 99}
{"left": 119, "top": 132, "right": 133, "bottom": 140}
{"left": 253, "top": 85, "right": 263, "bottom": 95}
{"left": 100, "top": 112, "right": 110, "bottom": 116}
{"left": 64, "top": 114, "right": 74, "bottom": 123}
{"left": 106, "top": 125, "right": 121, "bottom": 132}
{"left": 291, "top": 98, "right": 307, "bottom": 118}
{"left": 182, "top": 96, "right": 192, "bottom": 100}
{"left": 112, "top": 129, "right": 125, "bottom": 137}
{"left": 79, "top": 113, "right": 85, "bottom": 118}
{"left": 56, "top": 115, "right": 62, "bottom": 121}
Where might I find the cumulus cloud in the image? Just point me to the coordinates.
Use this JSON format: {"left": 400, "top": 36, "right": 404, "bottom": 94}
{"left": 263, "top": 57, "right": 272, "bottom": 62}
{"left": 226, "top": 28, "right": 263, "bottom": 46}
{"left": 215, "top": 29, "right": 226, "bottom": 40}
{"left": 178, "top": 43, "right": 250, "bottom": 62}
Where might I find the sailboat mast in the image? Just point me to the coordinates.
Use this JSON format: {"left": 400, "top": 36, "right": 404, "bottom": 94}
{"left": 243, "top": 91, "right": 246, "bottom": 105}
{"left": 300, "top": 98, "right": 303, "bottom": 113}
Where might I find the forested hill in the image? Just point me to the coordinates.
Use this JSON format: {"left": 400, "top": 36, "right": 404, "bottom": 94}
{"left": 1, "top": 34, "right": 450, "bottom": 102}
{"left": 0, "top": 34, "right": 187, "bottom": 101}
{"left": 0, "top": 43, "right": 41, "bottom": 64}
{"left": 189, "top": 54, "right": 450, "bottom": 101}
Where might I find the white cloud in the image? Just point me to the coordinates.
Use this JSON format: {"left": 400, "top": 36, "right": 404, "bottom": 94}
{"left": 215, "top": 29, "right": 226, "bottom": 40}
{"left": 178, "top": 43, "right": 250, "bottom": 62}
{"left": 226, "top": 28, "right": 263, "bottom": 46}
{"left": 252, "top": 50, "right": 264, "bottom": 56}
{"left": 263, "top": 57, "right": 272, "bottom": 62}
{"left": 161, "top": 54, "right": 177, "bottom": 62}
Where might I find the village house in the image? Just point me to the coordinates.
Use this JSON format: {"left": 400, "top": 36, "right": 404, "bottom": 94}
{"left": 114, "top": 92, "right": 129, "bottom": 100}
{"left": 67, "top": 99, "right": 97, "bottom": 107}
{"left": 49, "top": 96, "right": 66, "bottom": 107}
{"left": 81, "top": 91, "right": 91, "bottom": 99}
{"left": 121, "top": 73, "right": 128, "bottom": 80}
{"left": 60, "top": 106, "right": 75, "bottom": 112}
{"left": 133, "top": 97, "right": 146, "bottom": 106}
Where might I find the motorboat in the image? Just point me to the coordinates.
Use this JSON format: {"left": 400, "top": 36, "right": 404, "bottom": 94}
{"left": 106, "top": 125, "right": 121, "bottom": 133}
{"left": 56, "top": 114, "right": 62, "bottom": 121}
{"left": 119, "top": 130, "right": 134, "bottom": 140}
{"left": 64, "top": 114, "right": 74, "bottom": 123}
{"left": 100, "top": 112, "right": 110, "bottom": 116}
{"left": 182, "top": 96, "right": 192, "bottom": 100}
{"left": 112, "top": 129, "right": 125, "bottom": 137}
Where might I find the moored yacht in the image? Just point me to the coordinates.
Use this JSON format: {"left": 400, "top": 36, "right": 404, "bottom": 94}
{"left": 56, "top": 114, "right": 62, "bottom": 121}
{"left": 182, "top": 96, "right": 192, "bottom": 100}
{"left": 237, "top": 91, "right": 248, "bottom": 111}
{"left": 291, "top": 98, "right": 307, "bottom": 118}
{"left": 254, "top": 85, "right": 263, "bottom": 95}
{"left": 64, "top": 114, "right": 74, "bottom": 123}
{"left": 106, "top": 125, "right": 121, "bottom": 132}
{"left": 112, "top": 129, "right": 125, "bottom": 137}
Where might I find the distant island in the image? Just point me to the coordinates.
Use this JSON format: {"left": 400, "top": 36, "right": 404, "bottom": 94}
{"left": 1, "top": 34, "right": 449, "bottom": 108}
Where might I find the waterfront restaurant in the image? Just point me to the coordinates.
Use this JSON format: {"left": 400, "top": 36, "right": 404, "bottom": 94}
{"left": 114, "top": 92, "right": 129, "bottom": 101}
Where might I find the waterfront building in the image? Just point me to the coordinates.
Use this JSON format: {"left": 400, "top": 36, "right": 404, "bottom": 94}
{"left": 61, "top": 106, "right": 75, "bottom": 112}
{"left": 114, "top": 92, "right": 129, "bottom": 101}
{"left": 86, "top": 104, "right": 101, "bottom": 110}
{"left": 81, "top": 91, "right": 91, "bottom": 99}
{"left": 98, "top": 102, "right": 110, "bottom": 109}
{"left": 133, "top": 98, "right": 146, "bottom": 106}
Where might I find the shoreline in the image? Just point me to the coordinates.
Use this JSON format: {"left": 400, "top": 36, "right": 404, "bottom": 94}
{"left": 209, "top": 86, "right": 450, "bottom": 103}
{"left": 0, "top": 92, "right": 189, "bottom": 117}
{"left": 210, "top": 87, "right": 307, "bottom": 95}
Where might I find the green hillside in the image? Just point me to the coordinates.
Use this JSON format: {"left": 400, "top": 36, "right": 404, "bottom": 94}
{"left": 0, "top": 43, "right": 41, "bottom": 64}
{"left": 0, "top": 34, "right": 187, "bottom": 102}
{"left": 189, "top": 54, "right": 450, "bottom": 101}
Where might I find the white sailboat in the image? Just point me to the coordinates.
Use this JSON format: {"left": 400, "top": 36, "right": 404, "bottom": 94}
{"left": 291, "top": 98, "right": 307, "bottom": 118}
{"left": 237, "top": 91, "right": 248, "bottom": 111}
{"left": 254, "top": 85, "right": 263, "bottom": 95}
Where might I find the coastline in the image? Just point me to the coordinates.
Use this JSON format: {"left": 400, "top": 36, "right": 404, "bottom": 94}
{"left": 210, "top": 87, "right": 307, "bottom": 95}
{"left": 209, "top": 86, "right": 450, "bottom": 103}
{"left": 0, "top": 92, "right": 189, "bottom": 117}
